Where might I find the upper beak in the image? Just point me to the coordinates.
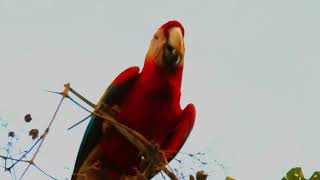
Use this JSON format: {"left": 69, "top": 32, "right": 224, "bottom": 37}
{"left": 163, "top": 27, "right": 184, "bottom": 67}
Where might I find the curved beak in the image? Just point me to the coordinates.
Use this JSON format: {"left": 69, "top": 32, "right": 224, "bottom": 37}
{"left": 163, "top": 27, "right": 184, "bottom": 67}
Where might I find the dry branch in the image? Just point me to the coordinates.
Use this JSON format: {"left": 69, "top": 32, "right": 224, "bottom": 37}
{"left": 0, "top": 83, "right": 208, "bottom": 180}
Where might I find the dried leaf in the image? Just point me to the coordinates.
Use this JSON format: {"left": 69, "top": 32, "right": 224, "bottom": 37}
{"left": 24, "top": 114, "right": 32, "bottom": 123}
{"left": 29, "top": 129, "right": 39, "bottom": 140}
{"left": 8, "top": 131, "right": 15, "bottom": 138}
{"left": 194, "top": 171, "right": 207, "bottom": 180}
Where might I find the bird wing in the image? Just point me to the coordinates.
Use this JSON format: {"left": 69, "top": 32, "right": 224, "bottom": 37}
{"left": 163, "top": 103, "right": 196, "bottom": 161}
{"left": 72, "top": 66, "right": 140, "bottom": 175}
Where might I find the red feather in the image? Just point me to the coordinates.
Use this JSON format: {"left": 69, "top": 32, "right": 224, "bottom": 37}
{"left": 161, "top": 20, "right": 185, "bottom": 37}
{"left": 72, "top": 20, "right": 195, "bottom": 180}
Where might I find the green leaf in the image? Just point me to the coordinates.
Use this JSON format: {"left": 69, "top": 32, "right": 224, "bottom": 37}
{"left": 284, "top": 167, "right": 305, "bottom": 180}
{"left": 310, "top": 171, "right": 320, "bottom": 180}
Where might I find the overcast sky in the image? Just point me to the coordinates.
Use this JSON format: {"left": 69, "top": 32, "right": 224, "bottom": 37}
{"left": 0, "top": 0, "right": 320, "bottom": 179}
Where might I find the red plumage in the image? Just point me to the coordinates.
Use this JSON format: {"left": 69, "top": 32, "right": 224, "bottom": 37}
{"left": 161, "top": 20, "right": 185, "bottom": 37}
{"left": 72, "top": 20, "right": 195, "bottom": 180}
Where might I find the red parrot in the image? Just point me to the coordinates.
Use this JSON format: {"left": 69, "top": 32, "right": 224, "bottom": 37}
{"left": 72, "top": 20, "right": 196, "bottom": 180}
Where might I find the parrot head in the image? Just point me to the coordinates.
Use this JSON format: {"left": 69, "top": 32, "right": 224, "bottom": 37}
{"left": 145, "top": 20, "right": 185, "bottom": 71}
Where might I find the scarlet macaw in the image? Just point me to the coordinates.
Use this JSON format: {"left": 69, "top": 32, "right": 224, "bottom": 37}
{"left": 72, "top": 20, "right": 196, "bottom": 179}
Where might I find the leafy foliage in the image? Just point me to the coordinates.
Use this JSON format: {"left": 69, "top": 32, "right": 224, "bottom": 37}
{"left": 282, "top": 167, "right": 320, "bottom": 180}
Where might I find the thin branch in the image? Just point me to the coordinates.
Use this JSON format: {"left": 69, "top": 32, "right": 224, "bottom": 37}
{"left": 67, "top": 114, "right": 93, "bottom": 130}
{"left": 19, "top": 96, "right": 65, "bottom": 179}
{"left": 69, "top": 87, "right": 96, "bottom": 109}
{"left": 19, "top": 162, "right": 32, "bottom": 180}
{"left": 33, "top": 163, "right": 57, "bottom": 180}
{"left": 0, "top": 155, "right": 30, "bottom": 164}
{"left": 11, "top": 164, "right": 17, "bottom": 180}
{"left": 160, "top": 171, "right": 166, "bottom": 180}
{"left": 8, "top": 135, "right": 43, "bottom": 169}
{"left": 4, "top": 139, "right": 11, "bottom": 171}
{"left": 47, "top": 96, "right": 65, "bottom": 129}
{"left": 67, "top": 95, "right": 92, "bottom": 113}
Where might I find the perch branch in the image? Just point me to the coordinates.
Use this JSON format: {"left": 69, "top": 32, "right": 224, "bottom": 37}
{"left": 67, "top": 84, "right": 178, "bottom": 179}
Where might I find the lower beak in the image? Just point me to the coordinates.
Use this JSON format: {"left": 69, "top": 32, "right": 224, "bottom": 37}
{"left": 163, "top": 43, "right": 180, "bottom": 66}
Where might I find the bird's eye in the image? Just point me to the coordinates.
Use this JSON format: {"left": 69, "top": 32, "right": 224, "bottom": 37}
{"left": 154, "top": 35, "right": 159, "bottom": 40}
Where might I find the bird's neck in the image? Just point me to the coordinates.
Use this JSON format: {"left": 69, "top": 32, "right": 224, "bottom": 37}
{"left": 139, "top": 60, "right": 183, "bottom": 103}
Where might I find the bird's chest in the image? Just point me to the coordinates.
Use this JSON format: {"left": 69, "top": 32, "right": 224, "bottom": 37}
{"left": 117, "top": 84, "right": 181, "bottom": 141}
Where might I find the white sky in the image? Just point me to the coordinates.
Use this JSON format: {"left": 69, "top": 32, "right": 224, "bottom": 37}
{"left": 1, "top": 0, "right": 320, "bottom": 179}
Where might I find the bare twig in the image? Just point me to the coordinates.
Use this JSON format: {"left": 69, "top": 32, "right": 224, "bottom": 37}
{"left": 19, "top": 95, "right": 65, "bottom": 180}
{"left": 0, "top": 155, "right": 30, "bottom": 164}
{"left": 69, "top": 87, "right": 96, "bottom": 109}
{"left": 1, "top": 83, "right": 204, "bottom": 180}
{"left": 8, "top": 135, "right": 43, "bottom": 170}
{"left": 67, "top": 114, "right": 93, "bottom": 130}
{"left": 1, "top": 84, "right": 70, "bottom": 180}
{"left": 67, "top": 95, "right": 92, "bottom": 113}
{"left": 33, "top": 163, "right": 57, "bottom": 180}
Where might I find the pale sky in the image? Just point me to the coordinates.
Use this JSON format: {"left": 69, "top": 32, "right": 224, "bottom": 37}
{"left": 1, "top": 0, "right": 320, "bottom": 179}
